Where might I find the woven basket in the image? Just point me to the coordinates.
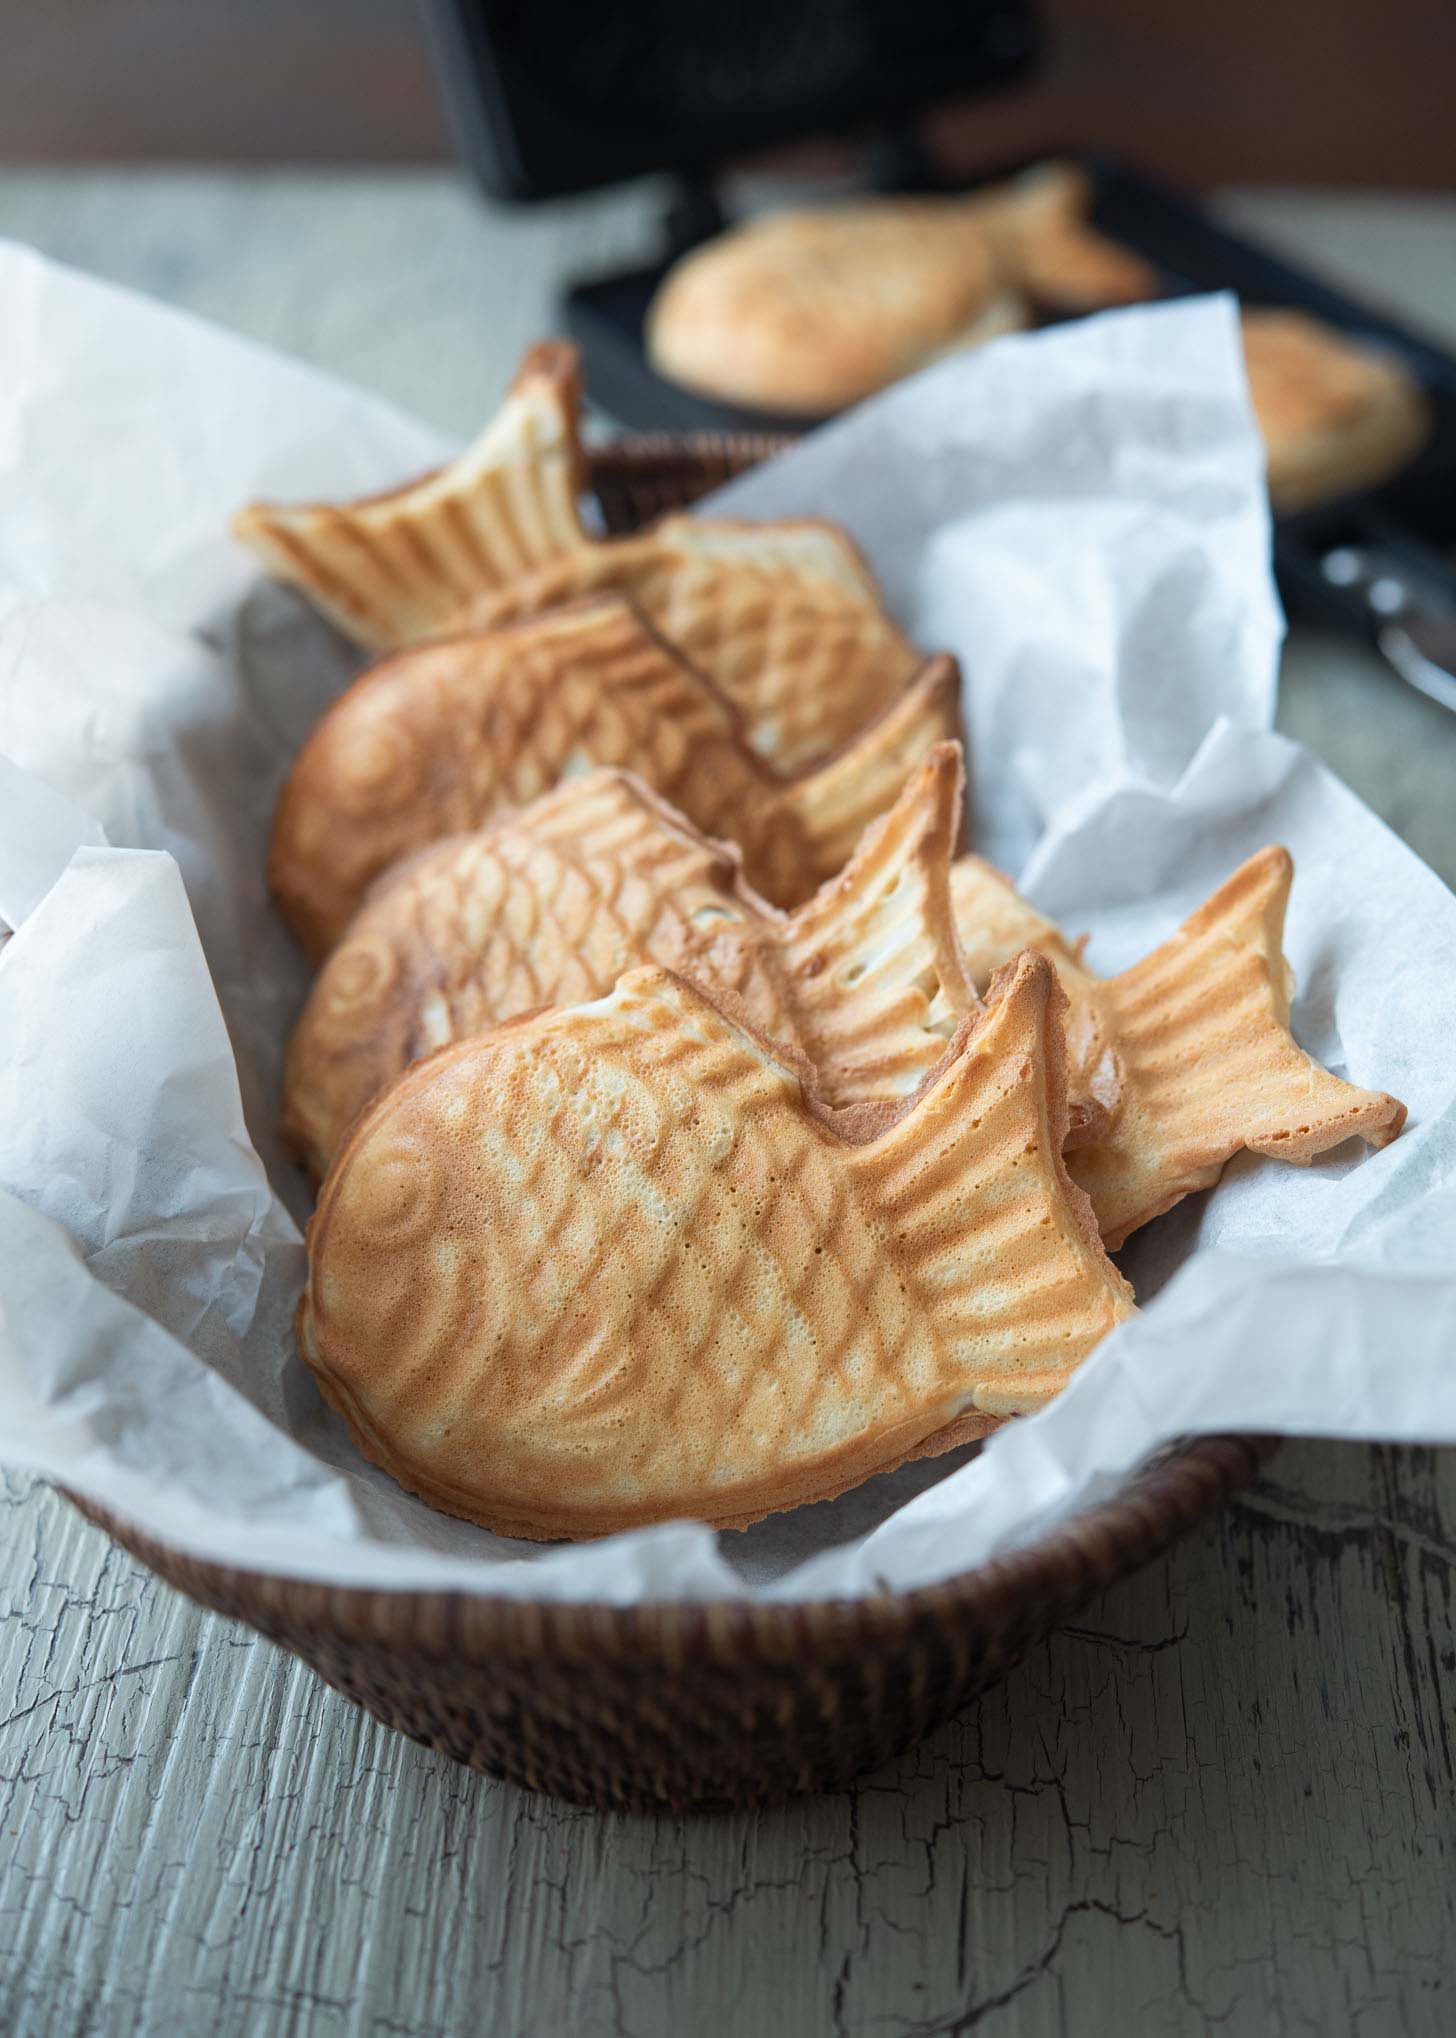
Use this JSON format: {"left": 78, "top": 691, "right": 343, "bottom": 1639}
{"left": 65, "top": 435, "right": 1273, "bottom": 1814}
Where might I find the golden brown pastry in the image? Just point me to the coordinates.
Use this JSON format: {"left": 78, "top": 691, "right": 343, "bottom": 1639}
{"left": 269, "top": 596, "right": 961, "bottom": 958}
{"left": 234, "top": 343, "right": 918, "bottom": 770}
{"left": 952, "top": 854, "right": 1120, "bottom": 1148}
{"left": 1240, "top": 308, "right": 1430, "bottom": 512}
{"left": 951, "top": 847, "right": 1406, "bottom": 1246}
{"left": 298, "top": 951, "right": 1134, "bottom": 1540}
{"left": 282, "top": 745, "right": 976, "bottom": 1178}
{"left": 646, "top": 161, "right": 1159, "bottom": 417}
{"left": 235, "top": 342, "right": 589, "bottom": 650}
{"left": 458, "top": 513, "right": 922, "bottom": 774}
{"left": 647, "top": 199, "right": 1028, "bottom": 415}
{"left": 976, "top": 161, "right": 1159, "bottom": 316}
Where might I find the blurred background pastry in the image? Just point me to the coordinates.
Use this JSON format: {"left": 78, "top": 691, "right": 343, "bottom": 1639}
{"left": 1240, "top": 307, "right": 1432, "bottom": 511}
{"left": 647, "top": 198, "right": 1027, "bottom": 416}
{"left": 645, "top": 161, "right": 1163, "bottom": 416}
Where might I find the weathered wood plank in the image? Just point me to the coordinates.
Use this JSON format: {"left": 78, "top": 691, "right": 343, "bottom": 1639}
{"left": 4, "top": 1444, "right": 1454, "bottom": 2037}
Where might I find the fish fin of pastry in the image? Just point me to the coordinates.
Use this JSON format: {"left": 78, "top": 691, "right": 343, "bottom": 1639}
{"left": 781, "top": 742, "right": 978, "bottom": 1110}
{"left": 855, "top": 950, "right": 1135, "bottom": 1413}
{"left": 234, "top": 341, "right": 590, "bottom": 648}
{"left": 1068, "top": 846, "right": 1406, "bottom": 1248}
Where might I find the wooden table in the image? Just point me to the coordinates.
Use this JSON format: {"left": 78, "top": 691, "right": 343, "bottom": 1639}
{"left": 2, "top": 174, "right": 1453, "bottom": 2038}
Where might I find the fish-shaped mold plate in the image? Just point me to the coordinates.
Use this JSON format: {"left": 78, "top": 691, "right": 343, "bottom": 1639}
{"left": 951, "top": 846, "right": 1406, "bottom": 1247}
{"left": 234, "top": 342, "right": 919, "bottom": 772}
{"left": 283, "top": 745, "right": 976, "bottom": 1178}
{"left": 270, "top": 596, "right": 960, "bottom": 958}
{"left": 299, "top": 952, "right": 1134, "bottom": 1540}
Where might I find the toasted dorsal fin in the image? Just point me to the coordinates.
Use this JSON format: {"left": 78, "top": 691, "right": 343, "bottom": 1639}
{"left": 951, "top": 853, "right": 1121, "bottom": 1146}
{"left": 236, "top": 341, "right": 924, "bottom": 771}
{"left": 1068, "top": 846, "right": 1406, "bottom": 1247}
{"left": 776, "top": 654, "right": 963, "bottom": 882}
{"left": 233, "top": 342, "right": 590, "bottom": 648}
{"left": 853, "top": 950, "right": 1135, "bottom": 1413}
{"left": 653, "top": 515, "right": 881, "bottom": 601}
{"left": 497, "top": 765, "right": 746, "bottom": 887}
{"left": 780, "top": 743, "right": 977, "bottom": 1110}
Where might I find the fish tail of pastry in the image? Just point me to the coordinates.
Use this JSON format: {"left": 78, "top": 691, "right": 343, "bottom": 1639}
{"left": 232, "top": 341, "right": 591, "bottom": 649}
{"left": 779, "top": 742, "right": 979, "bottom": 1110}
{"left": 1068, "top": 846, "right": 1407, "bottom": 1249}
{"left": 853, "top": 950, "right": 1135, "bottom": 1415}
{"left": 776, "top": 654, "right": 963, "bottom": 890}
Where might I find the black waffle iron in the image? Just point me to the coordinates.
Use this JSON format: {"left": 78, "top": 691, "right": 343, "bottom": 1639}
{"left": 426, "top": 0, "right": 1456, "bottom": 707}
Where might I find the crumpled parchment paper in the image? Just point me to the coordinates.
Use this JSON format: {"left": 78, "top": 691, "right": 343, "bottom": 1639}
{"left": 2, "top": 243, "right": 1452, "bottom": 1602}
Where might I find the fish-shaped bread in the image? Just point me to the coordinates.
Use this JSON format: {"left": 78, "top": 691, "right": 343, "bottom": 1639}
{"left": 234, "top": 342, "right": 919, "bottom": 771}
{"left": 283, "top": 744, "right": 977, "bottom": 1178}
{"left": 951, "top": 854, "right": 1121, "bottom": 1149}
{"left": 974, "top": 161, "right": 1159, "bottom": 317}
{"left": 270, "top": 595, "right": 961, "bottom": 959}
{"left": 298, "top": 951, "right": 1135, "bottom": 1540}
{"left": 646, "top": 197, "right": 1027, "bottom": 416}
{"left": 951, "top": 846, "right": 1406, "bottom": 1247}
{"left": 459, "top": 512, "right": 922, "bottom": 773}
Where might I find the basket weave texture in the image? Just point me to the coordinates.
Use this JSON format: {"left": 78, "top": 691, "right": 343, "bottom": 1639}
{"left": 66, "top": 437, "right": 1272, "bottom": 1813}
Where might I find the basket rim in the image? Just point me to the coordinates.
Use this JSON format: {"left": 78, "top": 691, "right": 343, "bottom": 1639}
{"left": 62, "top": 432, "right": 1273, "bottom": 1671}
{"left": 65, "top": 1432, "right": 1275, "bottom": 1668}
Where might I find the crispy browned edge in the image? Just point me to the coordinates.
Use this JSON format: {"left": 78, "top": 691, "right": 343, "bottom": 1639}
{"left": 233, "top": 341, "right": 586, "bottom": 530}
{"left": 276, "top": 771, "right": 793, "bottom": 1178}
{"left": 267, "top": 595, "right": 962, "bottom": 960}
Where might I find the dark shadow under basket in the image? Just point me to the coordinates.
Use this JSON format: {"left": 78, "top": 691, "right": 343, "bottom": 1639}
{"left": 66, "top": 434, "right": 1272, "bottom": 1814}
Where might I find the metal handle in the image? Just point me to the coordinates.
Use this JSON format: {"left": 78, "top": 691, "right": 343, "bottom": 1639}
{"left": 1321, "top": 544, "right": 1456, "bottom": 716}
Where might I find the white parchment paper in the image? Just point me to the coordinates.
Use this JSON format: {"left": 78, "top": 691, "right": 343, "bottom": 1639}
{"left": 1, "top": 240, "right": 1453, "bottom": 1605}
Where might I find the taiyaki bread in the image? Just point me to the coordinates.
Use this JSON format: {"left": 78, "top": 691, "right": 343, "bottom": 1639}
{"left": 951, "top": 855, "right": 1121, "bottom": 1147}
{"left": 460, "top": 513, "right": 921, "bottom": 773}
{"left": 298, "top": 952, "right": 1134, "bottom": 1540}
{"left": 647, "top": 198, "right": 1027, "bottom": 416}
{"left": 1240, "top": 309, "right": 1430, "bottom": 512}
{"left": 951, "top": 847, "right": 1406, "bottom": 1247}
{"left": 269, "top": 595, "right": 961, "bottom": 959}
{"left": 645, "top": 161, "right": 1157, "bottom": 420}
{"left": 234, "top": 342, "right": 918, "bottom": 770}
{"left": 283, "top": 745, "right": 976, "bottom": 1178}
{"left": 235, "top": 342, "right": 589, "bottom": 650}
{"left": 975, "top": 161, "right": 1159, "bottom": 317}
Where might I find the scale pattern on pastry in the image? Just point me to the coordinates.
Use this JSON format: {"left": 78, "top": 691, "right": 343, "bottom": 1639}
{"left": 234, "top": 342, "right": 919, "bottom": 770}
{"left": 298, "top": 952, "right": 1134, "bottom": 1540}
{"left": 460, "top": 515, "right": 921, "bottom": 772}
{"left": 952, "top": 845, "right": 1406, "bottom": 1247}
{"left": 269, "top": 595, "right": 961, "bottom": 958}
{"left": 282, "top": 745, "right": 976, "bottom": 1177}
{"left": 645, "top": 160, "right": 1156, "bottom": 418}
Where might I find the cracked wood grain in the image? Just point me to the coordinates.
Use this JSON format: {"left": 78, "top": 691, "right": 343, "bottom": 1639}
{"left": 3, "top": 1444, "right": 1454, "bottom": 2037}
